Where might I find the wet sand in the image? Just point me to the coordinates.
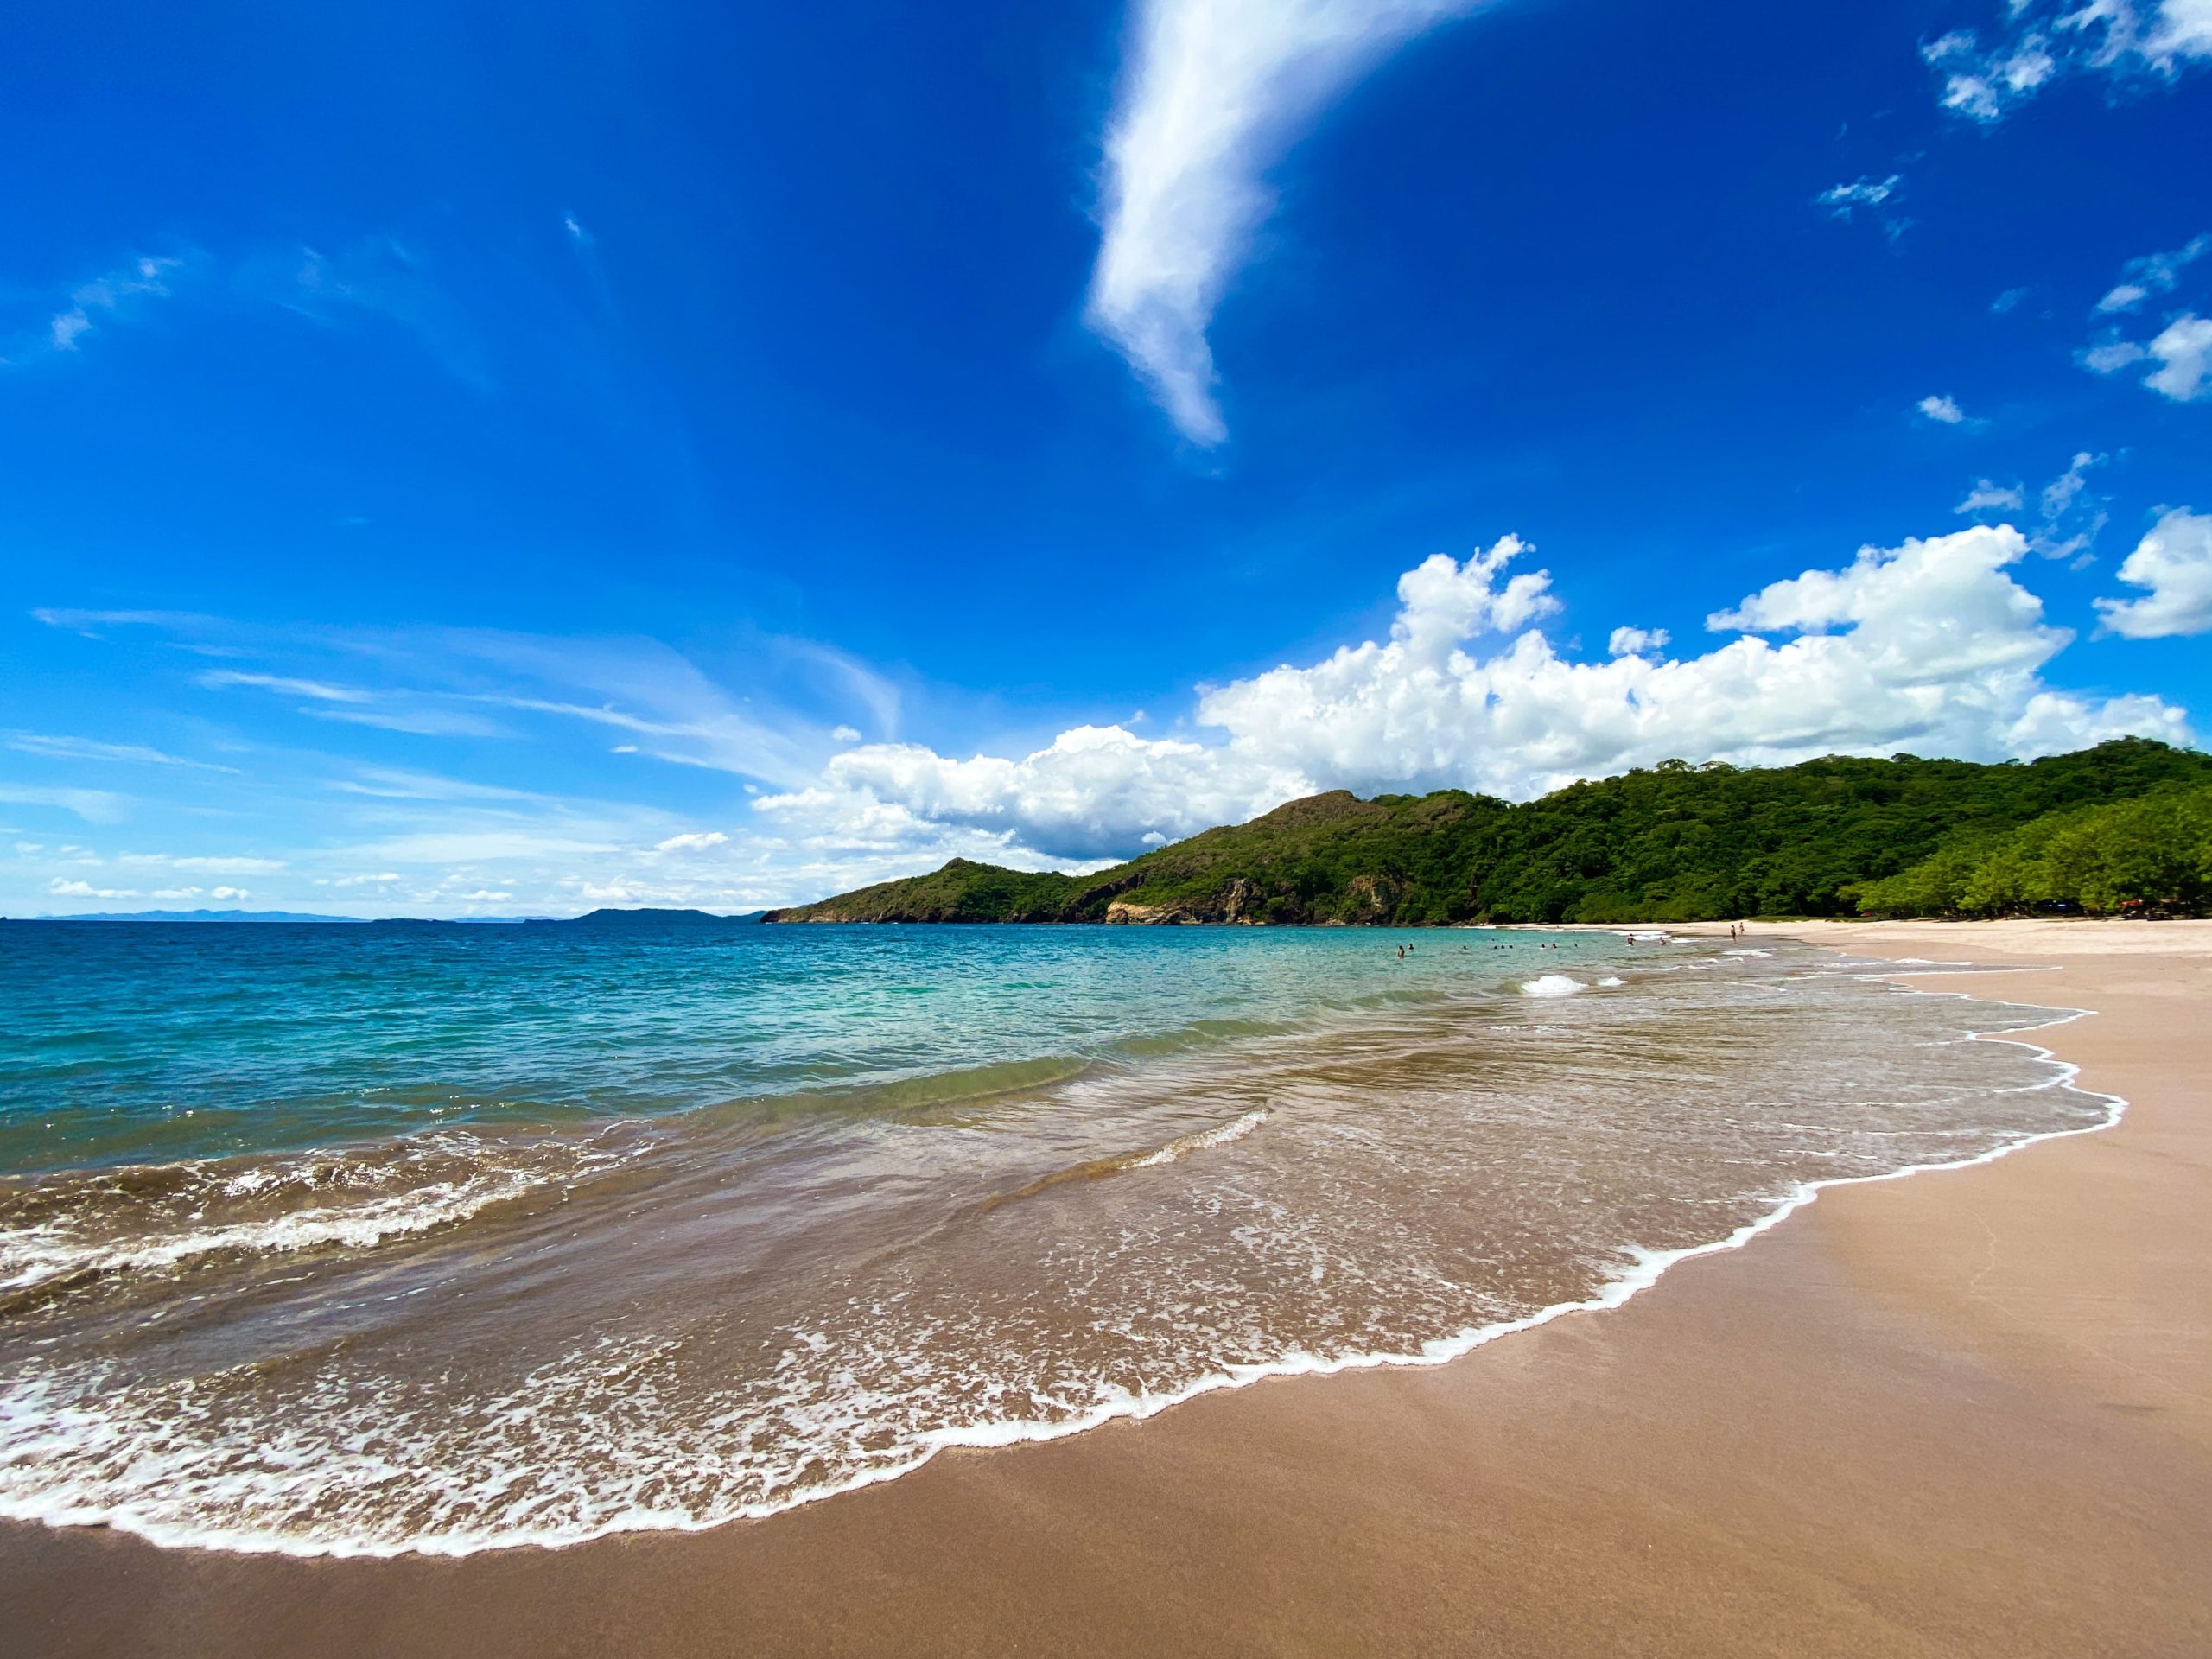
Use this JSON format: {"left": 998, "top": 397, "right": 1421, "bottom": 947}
{"left": 3, "top": 921, "right": 2207, "bottom": 1656}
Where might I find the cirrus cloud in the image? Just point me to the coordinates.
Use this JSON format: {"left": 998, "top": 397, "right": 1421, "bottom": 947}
{"left": 1088, "top": 0, "right": 1492, "bottom": 445}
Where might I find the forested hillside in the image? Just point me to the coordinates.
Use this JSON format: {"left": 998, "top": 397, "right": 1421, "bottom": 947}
{"left": 764, "top": 740, "right": 2212, "bottom": 925}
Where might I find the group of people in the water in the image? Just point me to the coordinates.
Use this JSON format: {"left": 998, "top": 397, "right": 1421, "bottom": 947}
{"left": 1388, "top": 925, "right": 1753, "bottom": 962}
{"left": 1395, "top": 938, "right": 1573, "bottom": 960}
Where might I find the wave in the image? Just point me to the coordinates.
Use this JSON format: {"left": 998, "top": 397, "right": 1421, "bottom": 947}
{"left": 1120, "top": 1106, "right": 1270, "bottom": 1169}
{"left": 0, "top": 1128, "right": 644, "bottom": 1298}
{"left": 1520, "top": 974, "right": 1586, "bottom": 997}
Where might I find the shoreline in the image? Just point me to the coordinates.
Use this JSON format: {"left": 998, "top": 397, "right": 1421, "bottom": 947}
{"left": 3, "top": 922, "right": 2206, "bottom": 1654}
{"left": 0, "top": 932, "right": 2112, "bottom": 1564}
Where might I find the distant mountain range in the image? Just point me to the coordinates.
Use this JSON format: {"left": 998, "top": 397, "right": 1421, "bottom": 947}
{"left": 765, "top": 739, "right": 2212, "bottom": 925}
{"left": 18, "top": 906, "right": 769, "bottom": 925}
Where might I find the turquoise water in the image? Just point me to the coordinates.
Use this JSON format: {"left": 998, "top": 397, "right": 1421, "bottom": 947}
{"left": 0, "top": 920, "right": 1620, "bottom": 1173}
{"left": 0, "top": 921, "right": 2107, "bottom": 1555}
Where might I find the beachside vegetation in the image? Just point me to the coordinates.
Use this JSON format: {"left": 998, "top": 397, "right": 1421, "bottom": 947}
{"left": 764, "top": 739, "right": 2212, "bottom": 925}
{"left": 1849, "top": 782, "right": 2212, "bottom": 918}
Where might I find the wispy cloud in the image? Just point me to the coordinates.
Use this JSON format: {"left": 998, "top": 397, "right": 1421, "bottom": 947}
{"left": 272, "top": 238, "right": 493, "bottom": 393}
{"left": 197, "top": 669, "right": 374, "bottom": 702}
{"left": 1924, "top": 3, "right": 2212, "bottom": 123}
{"left": 1956, "top": 479, "right": 2025, "bottom": 514}
{"left": 2094, "top": 232, "right": 2209, "bottom": 313}
{"left": 329, "top": 767, "right": 546, "bottom": 804}
{"left": 30, "top": 607, "right": 220, "bottom": 634}
{"left": 0, "top": 785, "right": 130, "bottom": 823}
{"left": 6, "top": 734, "right": 237, "bottom": 772}
{"left": 1087, "top": 0, "right": 1488, "bottom": 446}
{"left": 116, "top": 853, "right": 287, "bottom": 874}
{"left": 305, "top": 704, "right": 508, "bottom": 737}
{"left": 12, "top": 255, "right": 185, "bottom": 362}
{"left": 1815, "top": 174, "right": 1910, "bottom": 241}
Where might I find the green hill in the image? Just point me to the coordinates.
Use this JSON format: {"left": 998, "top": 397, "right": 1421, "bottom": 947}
{"left": 762, "top": 739, "right": 2212, "bottom": 925}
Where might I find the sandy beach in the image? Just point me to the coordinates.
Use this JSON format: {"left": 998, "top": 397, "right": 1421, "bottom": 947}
{"left": 3, "top": 920, "right": 2206, "bottom": 1656}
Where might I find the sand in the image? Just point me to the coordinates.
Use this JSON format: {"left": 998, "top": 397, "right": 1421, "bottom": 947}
{"left": 3, "top": 920, "right": 2206, "bottom": 1656}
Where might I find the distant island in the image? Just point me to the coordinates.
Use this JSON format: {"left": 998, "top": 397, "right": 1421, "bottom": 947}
{"left": 23, "top": 906, "right": 768, "bottom": 925}
{"left": 766, "top": 740, "right": 2212, "bottom": 925}
{"left": 526, "top": 908, "right": 768, "bottom": 926}
{"left": 22, "top": 909, "right": 378, "bottom": 925}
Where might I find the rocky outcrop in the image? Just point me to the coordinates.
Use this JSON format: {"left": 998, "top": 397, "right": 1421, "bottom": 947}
{"left": 1104, "top": 899, "right": 1197, "bottom": 925}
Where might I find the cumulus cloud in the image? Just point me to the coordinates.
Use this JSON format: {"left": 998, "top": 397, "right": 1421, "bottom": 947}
{"left": 1087, "top": 0, "right": 1488, "bottom": 444}
{"left": 48, "top": 879, "right": 137, "bottom": 899}
{"left": 2095, "top": 508, "right": 2212, "bottom": 637}
{"left": 1607, "top": 626, "right": 1670, "bottom": 658}
{"left": 1924, "top": 2, "right": 2212, "bottom": 122}
{"left": 2085, "top": 314, "right": 2212, "bottom": 401}
{"left": 759, "top": 528, "right": 2188, "bottom": 869}
{"left": 655, "top": 830, "right": 730, "bottom": 853}
{"left": 1916, "top": 393, "right": 1969, "bottom": 424}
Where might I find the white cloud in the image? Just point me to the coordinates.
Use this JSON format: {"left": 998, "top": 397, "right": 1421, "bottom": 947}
{"left": 1924, "top": 2, "right": 2212, "bottom": 122}
{"left": 209, "top": 886, "right": 250, "bottom": 901}
{"left": 2141, "top": 314, "right": 2212, "bottom": 399}
{"left": 2096, "top": 508, "right": 2212, "bottom": 637}
{"left": 307, "top": 705, "right": 508, "bottom": 737}
{"left": 2091, "top": 236, "right": 2209, "bottom": 316}
{"left": 198, "top": 669, "right": 373, "bottom": 703}
{"left": 1916, "top": 393, "right": 1969, "bottom": 424}
{"left": 1952, "top": 453, "right": 2107, "bottom": 563}
{"left": 2085, "top": 313, "right": 2212, "bottom": 401}
{"left": 0, "top": 785, "right": 130, "bottom": 823}
{"left": 5, "top": 734, "right": 236, "bottom": 772}
{"left": 1606, "top": 626, "right": 1670, "bottom": 657}
{"left": 115, "top": 854, "right": 287, "bottom": 874}
{"left": 1087, "top": 0, "right": 1487, "bottom": 444}
{"left": 48, "top": 879, "right": 137, "bottom": 899}
{"left": 37, "top": 256, "right": 181, "bottom": 356}
{"left": 1956, "top": 479, "right": 2025, "bottom": 514}
{"left": 1816, "top": 175, "right": 1900, "bottom": 215}
{"left": 831, "top": 725, "right": 861, "bottom": 744}
{"left": 760, "top": 527, "right": 2188, "bottom": 868}
{"left": 655, "top": 831, "right": 730, "bottom": 853}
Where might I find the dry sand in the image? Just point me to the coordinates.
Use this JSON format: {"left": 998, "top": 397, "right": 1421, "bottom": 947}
{"left": 3, "top": 920, "right": 2206, "bottom": 1656}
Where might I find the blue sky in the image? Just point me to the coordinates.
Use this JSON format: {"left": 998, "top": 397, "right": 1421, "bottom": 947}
{"left": 3, "top": 0, "right": 2209, "bottom": 915}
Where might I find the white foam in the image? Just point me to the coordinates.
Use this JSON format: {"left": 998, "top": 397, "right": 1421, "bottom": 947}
{"left": 0, "top": 1134, "right": 639, "bottom": 1293}
{"left": 1122, "top": 1106, "right": 1269, "bottom": 1169}
{"left": 1519, "top": 975, "right": 1586, "bottom": 997}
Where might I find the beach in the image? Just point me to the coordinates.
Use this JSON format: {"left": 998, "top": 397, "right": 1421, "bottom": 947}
{"left": 3, "top": 920, "right": 2207, "bottom": 1656}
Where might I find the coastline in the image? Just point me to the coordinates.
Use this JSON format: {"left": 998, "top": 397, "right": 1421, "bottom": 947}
{"left": 3, "top": 922, "right": 2206, "bottom": 1655}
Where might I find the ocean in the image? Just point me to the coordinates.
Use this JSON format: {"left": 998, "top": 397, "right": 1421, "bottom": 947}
{"left": 0, "top": 921, "right": 2108, "bottom": 1555}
